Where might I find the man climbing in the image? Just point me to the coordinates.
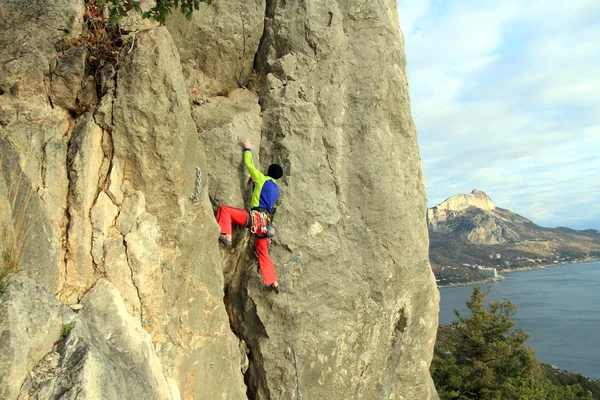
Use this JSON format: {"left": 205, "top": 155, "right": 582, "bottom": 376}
{"left": 215, "top": 138, "right": 284, "bottom": 294}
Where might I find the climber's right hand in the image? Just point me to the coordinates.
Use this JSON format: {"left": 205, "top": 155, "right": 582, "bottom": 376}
{"left": 242, "top": 138, "right": 251, "bottom": 149}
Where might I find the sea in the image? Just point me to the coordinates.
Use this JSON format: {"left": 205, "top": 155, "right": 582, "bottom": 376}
{"left": 438, "top": 261, "right": 600, "bottom": 379}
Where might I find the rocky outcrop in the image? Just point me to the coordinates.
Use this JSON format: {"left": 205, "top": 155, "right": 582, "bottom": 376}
{"left": 427, "top": 190, "right": 522, "bottom": 244}
{"left": 213, "top": 2, "right": 439, "bottom": 399}
{"left": 166, "top": 0, "right": 265, "bottom": 96}
{"left": 50, "top": 45, "right": 89, "bottom": 112}
{"left": 427, "top": 189, "right": 499, "bottom": 240}
{"left": 436, "top": 189, "right": 496, "bottom": 212}
{"left": 110, "top": 27, "right": 248, "bottom": 399}
{"left": 427, "top": 191, "right": 600, "bottom": 282}
{"left": 30, "top": 279, "right": 175, "bottom": 400}
{"left": 63, "top": 112, "right": 105, "bottom": 302}
{"left": 0, "top": 275, "right": 73, "bottom": 400}
{"left": 0, "top": 0, "right": 439, "bottom": 399}
{"left": 0, "top": 0, "right": 83, "bottom": 295}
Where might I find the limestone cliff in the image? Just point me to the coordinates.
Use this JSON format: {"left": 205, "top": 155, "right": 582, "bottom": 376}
{"left": 432, "top": 189, "right": 496, "bottom": 213}
{"left": 0, "top": 1, "right": 439, "bottom": 399}
{"left": 427, "top": 190, "right": 509, "bottom": 244}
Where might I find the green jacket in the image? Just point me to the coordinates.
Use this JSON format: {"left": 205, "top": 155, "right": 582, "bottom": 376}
{"left": 244, "top": 149, "right": 280, "bottom": 213}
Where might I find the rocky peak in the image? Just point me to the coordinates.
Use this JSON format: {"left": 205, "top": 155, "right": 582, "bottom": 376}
{"left": 434, "top": 189, "right": 496, "bottom": 212}
{"left": 428, "top": 190, "right": 518, "bottom": 245}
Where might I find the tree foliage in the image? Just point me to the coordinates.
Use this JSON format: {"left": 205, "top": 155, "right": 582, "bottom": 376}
{"left": 431, "top": 287, "right": 594, "bottom": 400}
{"left": 97, "top": 0, "right": 213, "bottom": 25}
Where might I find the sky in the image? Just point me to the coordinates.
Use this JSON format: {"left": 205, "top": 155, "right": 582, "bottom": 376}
{"left": 397, "top": 0, "right": 600, "bottom": 230}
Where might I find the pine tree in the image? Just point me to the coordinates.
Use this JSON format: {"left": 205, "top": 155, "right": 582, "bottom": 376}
{"left": 431, "top": 287, "right": 593, "bottom": 400}
{"left": 432, "top": 287, "right": 538, "bottom": 399}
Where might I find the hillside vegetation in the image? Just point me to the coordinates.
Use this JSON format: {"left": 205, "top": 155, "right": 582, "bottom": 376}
{"left": 432, "top": 287, "right": 599, "bottom": 399}
{"left": 428, "top": 190, "right": 600, "bottom": 285}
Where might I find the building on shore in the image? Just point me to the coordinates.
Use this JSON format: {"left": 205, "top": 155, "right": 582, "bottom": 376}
{"left": 477, "top": 266, "right": 498, "bottom": 279}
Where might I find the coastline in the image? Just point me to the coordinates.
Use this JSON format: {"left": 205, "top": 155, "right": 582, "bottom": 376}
{"left": 501, "top": 257, "right": 600, "bottom": 274}
{"left": 437, "top": 276, "right": 504, "bottom": 289}
{"left": 437, "top": 258, "right": 600, "bottom": 288}
{"left": 437, "top": 260, "right": 600, "bottom": 381}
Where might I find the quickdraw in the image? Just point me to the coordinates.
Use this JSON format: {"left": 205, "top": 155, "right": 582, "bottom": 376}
{"left": 249, "top": 210, "right": 270, "bottom": 236}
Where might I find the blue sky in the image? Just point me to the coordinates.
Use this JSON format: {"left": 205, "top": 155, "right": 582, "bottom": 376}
{"left": 397, "top": 1, "right": 600, "bottom": 229}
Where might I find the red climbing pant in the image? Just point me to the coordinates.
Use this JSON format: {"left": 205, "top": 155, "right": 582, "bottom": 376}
{"left": 216, "top": 205, "right": 248, "bottom": 235}
{"left": 254, "top": 236, "right": 276, "bottom": 285}
{"left": 216, "top": 206, "right": 278, "bottom": 285}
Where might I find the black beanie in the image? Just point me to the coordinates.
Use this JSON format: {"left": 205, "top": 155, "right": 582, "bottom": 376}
{"left": 267, "top": 164, "right": 284, "bottom": 179}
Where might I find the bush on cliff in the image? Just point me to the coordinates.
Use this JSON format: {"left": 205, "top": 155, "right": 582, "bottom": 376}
{"left": 97, "top": 0, "right": 212, "bottom": 25}
{"left": 431, "top": 287, "right": 594, "bottom": 399}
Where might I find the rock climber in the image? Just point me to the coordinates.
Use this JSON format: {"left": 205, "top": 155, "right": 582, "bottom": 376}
{"left": 215, "top": 138, "right": 284, "bottom": 294}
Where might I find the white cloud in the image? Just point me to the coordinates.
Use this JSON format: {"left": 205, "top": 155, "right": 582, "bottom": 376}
{"left": 396, "top": 0, "right": 433, "bottom": 38}
{"left": 398, "top": 0, "right": 600, "bottom": 228}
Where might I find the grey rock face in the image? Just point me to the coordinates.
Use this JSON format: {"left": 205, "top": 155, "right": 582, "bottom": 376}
{"left": 62, "top": 112, "right": 105, "bottom": 302}
{"left": 0, "top": 0, "right": 439, "bottom": 398}
{"left": 111, "top": 27, "right": 248, "bottom": 399}
{"left": 0, "top": 139, "right": 62, "bottom": 291}
{"left": 167, "top": 0, "right": 266, "bottom": 96}
{"left": 193, "top": 89, "right": 263, "bottom": 213}
{"left": 192, "top": 89, "right": 263, "bottom": 285}
{"left": 0, "top": 0, "right": 83, "bottom": 112}
{"left": 90, "top": 191, "right": 118, "bottom": 266}
{"left": 212, "top": 1, "right": 439, "bottom": 399}
{"left": 0, "top": 275, "right": 72, "bottom": 400}
{"left": 30, "top": 279, "right": 174, "bottom": 400}
{"left": 50, "top": 45, "right": 88, "bottom": 111}
{"left": 0, "top": 0, "right": 83, "bottom": 295}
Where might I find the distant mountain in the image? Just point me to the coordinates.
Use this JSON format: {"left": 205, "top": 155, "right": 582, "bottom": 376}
{"left": 428, "top": 190, "right": 600, "bottom": 285}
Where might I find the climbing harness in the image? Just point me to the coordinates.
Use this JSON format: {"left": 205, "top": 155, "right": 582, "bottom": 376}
{"left": 249, "top": 209, "right": 276, "bottom": 237}
{"left": 249, "top": 210, "right": 268, "bottom": 235}
{"left": 272, "top": 248, "right": 303, "bottom": 400}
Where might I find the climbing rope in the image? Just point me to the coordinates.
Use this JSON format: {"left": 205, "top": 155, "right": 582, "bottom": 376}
{"left": 272, "top": 247, "right": 303, "bottom": 400}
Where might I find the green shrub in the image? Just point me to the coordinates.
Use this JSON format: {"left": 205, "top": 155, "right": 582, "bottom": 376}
{"left": 61, "top": 322, "right": 74, "bottom": 338}
{"left": 97, "top": 0, "right": 213, "bottom": 25}
{"left": 432, "top": 287, "right": 594, "bottom": 399}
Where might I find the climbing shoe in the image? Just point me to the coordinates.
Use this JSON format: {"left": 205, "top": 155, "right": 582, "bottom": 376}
{"left": 219, "top": 235, "right": 232, "bottom": 248}
{"left": 272, "top": 284, "right": 280, "bottom": 294}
